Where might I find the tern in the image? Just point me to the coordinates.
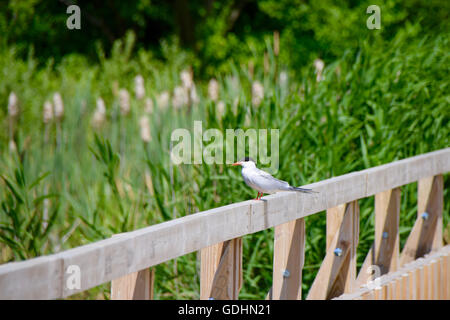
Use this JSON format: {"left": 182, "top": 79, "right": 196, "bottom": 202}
{"left": 232, "top": 157, "right": 318, "bottom": 200}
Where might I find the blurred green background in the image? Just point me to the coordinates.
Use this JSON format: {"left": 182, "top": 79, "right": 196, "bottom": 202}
{"left": 0, "top": 0, "right": 449, "bottom": 299}
{"left": 1, "top": 0, "right": 449, "bottom": 76}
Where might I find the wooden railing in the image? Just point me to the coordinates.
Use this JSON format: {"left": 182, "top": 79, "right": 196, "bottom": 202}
{"left": 334, "top": 245, "right": 450, "bottom": 300}
{"left": 0, "top": 148, "right": 448, "bottom": 299}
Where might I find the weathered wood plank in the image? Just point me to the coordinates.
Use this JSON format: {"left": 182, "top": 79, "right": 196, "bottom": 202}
{"left": 0, "top": 255, "right": 62, "bottom": 299}
{"left": 326, "top": 204, "right": 346, "bottom": 251}
{"left": 200, "top": 242, "right": 224, "bottom": 300}
{"left": 307, "top": 201, "right": 359, "bottom": 299}
{"left": 400, "top": 175, "right": 443, "bottom": 266}
{"left": 355, "top": 245, "right": 374, "bottom": 289}
{"left": 200, "top": 238, "right": 242, "bottom": 300}
{"left": 111, "top": 268, "right": 154, "bottom": 300}
{"left": 418, "top": 176, "right": 443, "bottom": 252}
{"left": 365, "top": 149, "right": 449, "bottom": 195}
{"left": 374, "top": 287, "right": 382, "bottom": 300}
{"left": 0, "top": 148, "right": 448, "bottom": 299}
{"left": 430, "top": 260, "right": 438, "bottom": 300}
{"left": 357, "top": 188, "right": 401, "bottom": 288}
{"left": 401, "top": 273, "right": 409, "bottom": 300}
{"left": 444, "top": 255, "right": 449, "bottom": 300}
{"left": 271, "top": 218, "right": 305, "bottom": 300}
{"left": 60, "top": 234, "right": 136, "bottom": 297}
{"left": 394, "top": 277, "right": 402, "bottom": 299}
{"left": 362, "top": 290, "right": 374, "bottom": 300}
{"left": 334, "top": 245, "right": 450, "bottom": 300}
{"left": 374, "top": 188, "right": 400, "bottom": 274}
{"left": 436, "top": 259, "right": 443, "bottom": 299}
{"left": 109, "top": 233, "right": 154, "bottom": 300}
{"left": 416, "top": 266, "right": 424, "bottom": 300}
{"left": 381, "top": 285, "right": 388, "bottom": 299}
{"left": 408, "top": 269, "right": 416, "bottom": 300}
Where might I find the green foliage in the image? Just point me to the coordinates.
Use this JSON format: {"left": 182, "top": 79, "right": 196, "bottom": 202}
{"left": 89, "top": 135, "right": 129, "bottom": 232}
{"left": 0, "top": 155, "right": 59, "bottom": 260}
{"left": 0, "top": 0, "right": 449, "bottom": 77}
{"left": 0, "top": 16, "right": 449, "bottom": 300}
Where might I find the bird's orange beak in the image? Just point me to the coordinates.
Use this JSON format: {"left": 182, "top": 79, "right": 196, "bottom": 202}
{"left": 231, "top": 162, "right": 242, "bottom": 166}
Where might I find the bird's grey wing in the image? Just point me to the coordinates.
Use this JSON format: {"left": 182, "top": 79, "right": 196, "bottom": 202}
{"left": 251, "top": 169, "right": 290, "bottom": 191}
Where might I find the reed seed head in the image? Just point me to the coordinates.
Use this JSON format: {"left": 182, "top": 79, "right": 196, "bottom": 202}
{"left": 119, "top": 89, "right": 130, "bottom": 115}
{"left": 43, "top": 100, "right": 54, "bottom": 124}
{"left": 9, "top": 140, "right": 16, "bottom": 152}
{"left": 92, "top": 97, "right": 106, "bottom": 127}
{"left": 190, "top": 86, "right": 199, "bottom": 105}
{"left": 394, "top": 70, "right": 401, "bottom": 83}
{"left": 53, "top": 92, "right": 64, "bottom": 119}
{"left": 251, "top": 81, "right": 264, "bottom": 107}
{"left": 145, "top": 97, "right": 153, "bottom": 114}
{"left": 180, "top": 69, "right": 193, "bottom": 89}
{"left": 314, "top": 58, "right": 325, "bottom": 82}
{"left": 134, "top": 75, "right": 145, "bottom": 100}
{"left": 217, "top": 100, "right": 225, "bottom": 117}
{"left": 8, "top": 92, "right": 19, "bottom": 117}
{"left": 279, "top": 71, "right": 288, "bottom": 86}
{"left": 157, "top": 91, "right": 169, "bottom": 110}
{"left": 208, "top": 78, "right": 219, "bottom": 101}
{"left": 139, "top": 115, "right": 151, "bottom": 143}
{"left": 228, "top": 76, "right": 239, "bottom": 94}
{"left": 173, "top": 86, "right": 188, "bottom": 109}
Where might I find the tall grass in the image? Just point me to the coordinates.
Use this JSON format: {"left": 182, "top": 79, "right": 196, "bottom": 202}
{"left": 0, "top": 26, "right": 449, "bottom": 299}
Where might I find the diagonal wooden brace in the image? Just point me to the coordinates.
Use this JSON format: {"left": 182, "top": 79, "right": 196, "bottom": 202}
{"left": 307, "top": 201, "right": 359, "bottom": 299}
{"left": 200, "top": 238, "right": 242, "bottom": 300}
{"left": 111, "top": 268, "right": 155, "bottom": 300}
{"left": 400, "top": 175, "right": 443, "bottom": 266}
{"left": 356, "top": 187, "right": 401, "bottom": 287}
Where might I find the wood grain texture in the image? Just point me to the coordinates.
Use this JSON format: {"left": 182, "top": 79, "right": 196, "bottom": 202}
{"left": 200, "top": 238, "right": 242, "bottom": 300}
{"left": 0, "top": 255, "right": 62, "bottom": 299}
{"left": 400, "top": 175, "right": 443, "bottom": 266}
{"left": 444, "top": 255, "right": 449, "bottom": 300}
{"left": 111, "top": 268, "right": 154, "bottom": 300}
{"left": 334, "top": 245, "right": 450, "bottom": 300}
{"left": 357, "top": 188, "right": 400, "bottom": 288}
{"left": 271, "top": 218, "right": 305, "bottom": 300}
{"left": 307, "top": 201, "right": 359, "bottom": 299}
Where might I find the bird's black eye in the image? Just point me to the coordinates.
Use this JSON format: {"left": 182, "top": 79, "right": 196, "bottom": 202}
{"left": 242, "top": 157, "right": 254, "bottom": 162}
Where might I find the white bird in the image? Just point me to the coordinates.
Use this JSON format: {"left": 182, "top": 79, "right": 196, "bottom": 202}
{"left": 232, "top": 157, "right": 318, "bottom": 200}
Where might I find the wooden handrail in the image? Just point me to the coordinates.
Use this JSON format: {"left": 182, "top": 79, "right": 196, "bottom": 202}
{"left": 0, "top": 148, "right": 449, "bottom": 299}
{"left": 333, "top": 245, "right": 450, "bottom": 300}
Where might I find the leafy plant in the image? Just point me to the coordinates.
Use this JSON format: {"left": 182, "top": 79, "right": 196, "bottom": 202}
{"left": 0, "top": 161, "right": 58, "bottom": 260}
{"left": 89, "top": 134, "right": 128, "bottom": 232}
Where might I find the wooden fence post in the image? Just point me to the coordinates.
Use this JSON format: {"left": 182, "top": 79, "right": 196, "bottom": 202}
{"left": 357, "top": 188, "right": 400, "bottom": 287}
{"left": 400, "top": 175, "right": 443, "bottom": 266}
{"left": 445, "top": 255, "right": 449, "bottom": 299}
{"left": 271, "top": 218, "right": 305, "bottom": 300}
{"left": 307, "top": 200, "right": 359, "bottom": 299}
{"left": 200, "top": 238, "right": 242, "bottom": 300}
{"left": 110, "top": 233, "right": 155, "bottom": 300}
{"left": 111, "top": 268, "right": 155, "bottom": 300}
